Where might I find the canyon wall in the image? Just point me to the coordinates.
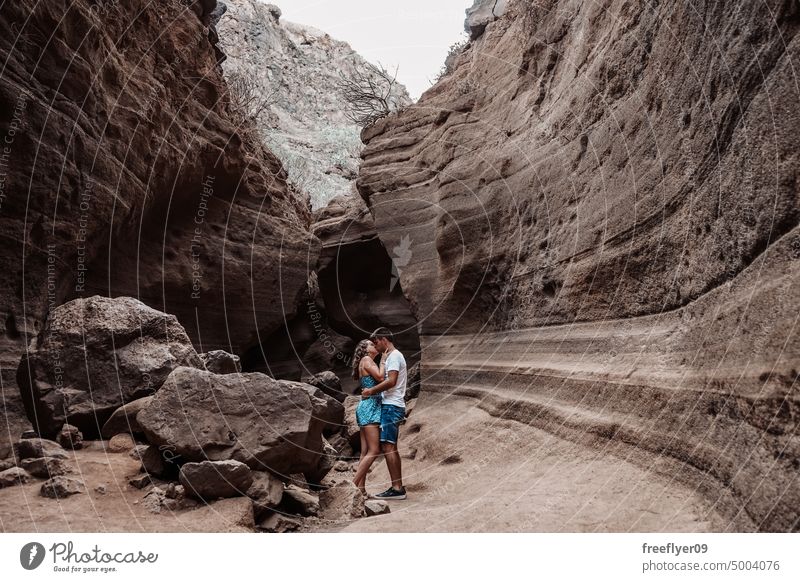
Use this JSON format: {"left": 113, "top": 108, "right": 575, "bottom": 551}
{"left": 358, "top": 0, "right": 800, "bottom": 530}
{"left": 218, "top": 0, "right": 411, "bottom": 208}
{"left": 0, "top": 0, "right": 317, "bottom": 442}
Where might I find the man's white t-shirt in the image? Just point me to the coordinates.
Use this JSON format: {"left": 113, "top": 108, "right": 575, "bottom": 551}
{"left": 382, "top": 349, "right": 407, "bottom": 408}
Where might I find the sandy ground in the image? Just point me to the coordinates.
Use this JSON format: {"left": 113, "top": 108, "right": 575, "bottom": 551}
{"left": 0, "top": 442, "right": 253, "bottom": 533}
{"left": 1, "top": 393, "right": 728, "bottom": 533}
{"left": 326, "top": 394, "right": 729, "bottom": 533}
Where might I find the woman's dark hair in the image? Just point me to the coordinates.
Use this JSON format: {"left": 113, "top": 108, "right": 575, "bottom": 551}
{"left": 351, "top": 339, "right": 372, "bottom": 380}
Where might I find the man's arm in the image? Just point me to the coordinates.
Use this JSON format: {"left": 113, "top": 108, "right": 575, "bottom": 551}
{"left": 363, "top": 370, "right": 398, "bottom": 396}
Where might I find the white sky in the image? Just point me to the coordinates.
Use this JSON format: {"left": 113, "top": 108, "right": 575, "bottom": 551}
{"left": 273, "top": 0, "right": 471, "bottom": 100}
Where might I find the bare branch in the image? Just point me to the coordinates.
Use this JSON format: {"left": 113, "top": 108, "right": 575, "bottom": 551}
{"left": 336, "top": 61, "right": 404, "bottom": 127}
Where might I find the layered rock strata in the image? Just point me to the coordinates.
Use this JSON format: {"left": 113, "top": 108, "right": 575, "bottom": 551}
{"left": 357, "top": 0, "right": 800, "bottom": 531}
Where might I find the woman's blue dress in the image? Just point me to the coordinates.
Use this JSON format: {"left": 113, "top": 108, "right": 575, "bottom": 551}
{"left": 356, "top": 375, "right": 382, "bottom": 426}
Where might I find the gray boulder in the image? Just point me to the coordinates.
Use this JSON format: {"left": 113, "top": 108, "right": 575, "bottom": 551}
{"left": 465, "top": 0, "right": 508, "bottom": 39}
{"left": 20, "top": 457, "right": 71, "bottom": 478}
{"left": 56, "top": 424, "right": 83, "bottom": 450}
{"left": 199, "top": 350, "right": 242, "bottom": 374}
{"left": 16, "top": 296, "right": 204, "bottom": 438}
{"left": 101, "top": 396, "right": 153, "bottom": 438}
{"left": 319, "top": 481, "right": 365, "bottom": 520}
{"left": 246, "top": 471, "right": 285, "bottom": 519}
{"left": 282, "top": 485, "right": 320, "bottom": 516}
{"left": 0, "top": 467, "right": 31, "bottom": 488}
{"left": 301, "top": 371, "right": 345, "bottom": 402}
{"left": 179, "top": 460, "right": 254, "bottom": 501}
{"left": 16, "top": 438, "right": 67, "bottom": 460}
{"left": 40, "top": 476, "right": 83, "bottom": 498}
{"left": 137, "top": 367, "right": 342, "bottom": 475}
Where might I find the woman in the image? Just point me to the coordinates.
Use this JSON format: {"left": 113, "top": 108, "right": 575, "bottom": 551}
{"left": 351, "top": 339, "right": 385, "bottom": 494}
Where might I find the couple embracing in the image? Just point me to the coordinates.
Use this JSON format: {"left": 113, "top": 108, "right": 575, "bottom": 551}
{"left": 351, "top": 327, "right": 407, "bottom": 500}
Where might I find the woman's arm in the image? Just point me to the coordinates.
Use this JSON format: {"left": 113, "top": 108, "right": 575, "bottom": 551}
{"left": 361, "top": 356, "right": 384, "bottom": 382}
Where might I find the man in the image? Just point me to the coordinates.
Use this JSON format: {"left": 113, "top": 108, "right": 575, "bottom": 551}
{"left": 361, "top": 327, "right": 407, "bottom": 500}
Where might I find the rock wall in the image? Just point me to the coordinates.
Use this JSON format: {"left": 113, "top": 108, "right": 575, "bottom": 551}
{"left": 244, "top": 194, "right": 421, "bottom": 386}
{"left": 0, "top": 0, "right": 318, "bottom": 441}
{"left": 357, "top": 0, "right": 800, "bottom": 531}
{"left": 218, "top": 0, "right": 411, "bottom": 208}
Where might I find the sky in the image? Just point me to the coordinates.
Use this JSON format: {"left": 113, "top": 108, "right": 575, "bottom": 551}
{"left": 275, "top": 0, "right": 471, "bottom": 100}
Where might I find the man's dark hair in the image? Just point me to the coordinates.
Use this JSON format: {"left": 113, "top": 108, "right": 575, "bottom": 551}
{"left": 370, "top": 327, "right": 394, "bottom": 342}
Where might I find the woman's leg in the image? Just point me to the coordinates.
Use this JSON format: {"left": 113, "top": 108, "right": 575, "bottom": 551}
{"left": 355, "top": 428, "right": 368, "bottom": 489}
{"left": 353, "top": 424, "right": 381, "bottom": 492}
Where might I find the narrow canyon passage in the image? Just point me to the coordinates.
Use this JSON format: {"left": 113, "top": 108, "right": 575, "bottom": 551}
{"left": 324, "top": 395, "right": 732, "bottom": 533}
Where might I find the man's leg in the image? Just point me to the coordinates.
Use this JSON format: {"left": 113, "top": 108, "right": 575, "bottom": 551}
{"left": 382, "top": 441, "right": 403, "bottom": 490}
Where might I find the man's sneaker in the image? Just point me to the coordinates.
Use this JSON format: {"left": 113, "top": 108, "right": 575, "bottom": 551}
{"left": 372, "top": 487, "right": 407, "bottom": 500}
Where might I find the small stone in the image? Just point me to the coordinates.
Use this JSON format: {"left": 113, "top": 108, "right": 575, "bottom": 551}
{"left": 0, "top": 467, "right": 32, "bottom": 488}
{"left": 21, "top": 430, "right": 38, "bottom": 439}
{"left": 365, "top": 499, "right": 391, "bottom": 516}
{"left": 257, "top": 512, "right": 304, "bottom": 533}
{"left": 199, "top": 350, "right": 242, "bottom": 374}
{"left": 319, "top": 481, "right": 365, "bottom": 520}
{"left": 40, "top": 476, "right": 83, "bottom": 498}
{"left": 282, "top": 485, "right": 320, "bottom": 516}
{"left": 95, "top": 484, "right": 107, "bottom": 495}
{"left": 101, "top": 397, "right": 153, "bottom": 439}
{"left": 140, "top": 446, "right": 168, "bottom": 477}
{"left": 334, "top": 460, "right": 350, "bottom": 472}
{"left": 16, "top": 438, "right": 68, "bottom": 460}
{"left": 129, "top": 444, "right": 149, "bottom": 460}
{"left": 56, "top": 424, "right": 83, "bottom": 450}
{"left": 0, "top": 459, "right": 15, "bottom": 472}
{"left": 179, "top": 460, "right": 254, "bottom": 500}
{"left": 20, "top": 457, "right": 71, "bottom": 478}
{"left": 107, "top": 433, "right": 136, "bottom": 453}
{"left": 247, "top": 471, "right": 284, "bottom": 519}
{"left": 165, "top": 482, "right": 185, "bottom": 499}
{"left": 128, "top": 474, "right": 152, "bottom": 489}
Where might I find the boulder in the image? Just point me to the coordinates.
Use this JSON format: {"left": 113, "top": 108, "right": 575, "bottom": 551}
{"left": 464, "top": 0, "right": 508, "bottom": 39}
{"left": 140, "top": 445, "right": 174, "bottom": 478}
{"left": 56, "top": 424, "right": 83, "bottom": 450}
{"left": 128, "top": 474, "right": 153, "bottom": 490}
{"left": 405, "top": 363, "right": 421, "bottom": 401}
{"left": 179, "top": 460, "right": 254, "bottom": 500}
{"left": 0, "top": 467, "right": 31, "bottom": 488}
{"left": 138, "top": 367, "right": 341, "bottom": 475}
{"left": 107, "top": 433, "right": 136, "bottom": 453}
{"left": 257, "top": 512, "right": 303, "bottom": 533}
{"left": 101, "top": 397, "right": 154, "bottom": 438}
{"left": 305, "top": 437, "right": 338, "bottom": 486}
{"left": 20, "top": 457, "right": 71, "bottom": 478}
{"left": 246, "top": 471, "right": 285, "bottom": 519}
{"left": 342, "top": 396, "right": 362, "bottom": 449}
{"left": 365, "top": 499, "right": 391, "bottom": 517}
{"left": 15, "top": 438, "right": 67, "bottom": 460}
{"left": 0, "top": 459, "right": 15, "bottom": 471}
{"left": 40, "top": 476, "right": 83, "bottom": 498}
{"left": 319, "top": 481, "right": 365, "bottom": 520}
{"left": 16, "top": 296, "right": 204, "bottom": 439}
{"left": 142, "top": 485, "right": 198, "bottom": 514}
{"left": 129, "top": 444, "right": 149, "bottom": 461}
{"left": 199, "top": 350, "right": 242, "bottom": 374}
{"left": 301, "top": 371, "right": 345, "bottom": 402}
{"left": 282, "top": 485, "right": 320, "bottom": 516}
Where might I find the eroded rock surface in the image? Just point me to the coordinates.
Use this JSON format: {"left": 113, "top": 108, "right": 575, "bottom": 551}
{"left": 137, "top": 367, "right": 342, "bottom": 476}
{"left": 17, "top": 296, "right": 203, "bottom": 438}
{"left": 358, "top": 0, "right": 800, "bottom": 531}
{"left": 0, "top": 0, "right": 318, "bottom": 447}
{"left": 218, "top": 0, "right": 410, "bottom": 208}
